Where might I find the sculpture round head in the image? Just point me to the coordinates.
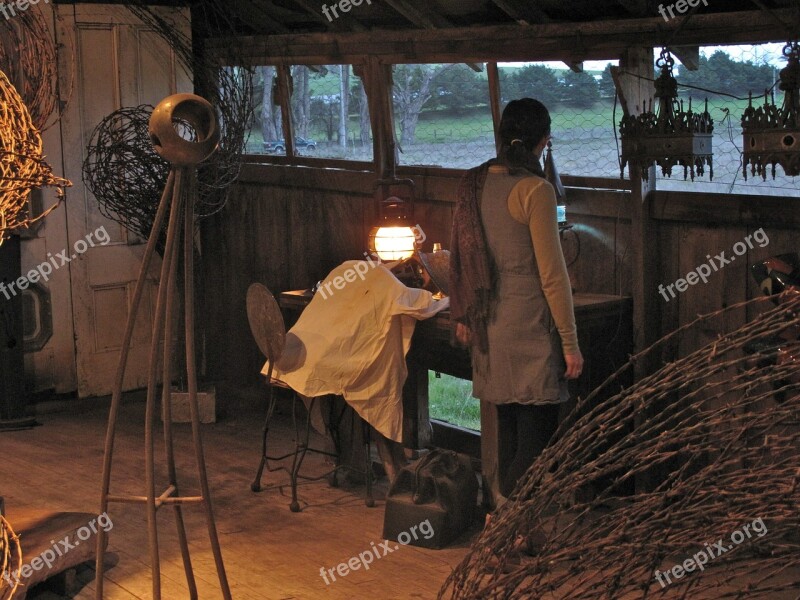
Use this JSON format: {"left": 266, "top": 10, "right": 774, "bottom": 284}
{"left": 148, "top": 94, "right": 219, "bottom": 166}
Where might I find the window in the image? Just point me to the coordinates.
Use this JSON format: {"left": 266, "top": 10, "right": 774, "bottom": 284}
{"left": 498, "top": 61, "right": 621, "bottom": 180}
{"left": 244, "top": 64, "right": 373, "bottom": 162}
{"left": 392, "top": 63, "right": 495, "bottom": 169}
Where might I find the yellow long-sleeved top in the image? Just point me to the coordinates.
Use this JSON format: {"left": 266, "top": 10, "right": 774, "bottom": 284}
{"left": 494, "top": 166, "right": 579, "bottom": 355}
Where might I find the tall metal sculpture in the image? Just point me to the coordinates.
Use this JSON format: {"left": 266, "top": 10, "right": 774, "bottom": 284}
{"left": 95, "top": 94, "right": 231, "bottom": 600}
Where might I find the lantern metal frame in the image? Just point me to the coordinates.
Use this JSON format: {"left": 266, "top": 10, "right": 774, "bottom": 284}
{"left": 367, "top": 177, "right": 418, "bottom": 261}
{"left": 620, "top": 49, "right": 714, "bottom": 181}
{"left": 742, "top": 41, "right": 800, "bottom": 180}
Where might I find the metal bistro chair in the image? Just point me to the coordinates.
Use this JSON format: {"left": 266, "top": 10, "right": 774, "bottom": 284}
{"left": 246, "top": 283, "right": 375, "bottom": 512}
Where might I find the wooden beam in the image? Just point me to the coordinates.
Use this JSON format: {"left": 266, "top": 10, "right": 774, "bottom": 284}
{"left": 566, "top": 61, "right": 584, "bottom": 73}
{"left": 490, "top": 0, "right": 552, "bottom": 24}
{"left": 206, "top": 9, "right": 795, "bottom": 66}
{"left": 384, "top": 0, "right": 441, "bottom": 29}
{"left": 291, "top": 0, "right": 367, "bottom": 32}
{"left": 230, "top": 2, "right": 289, "bottom": 34}
{"left": 671, "top": 45, "right": 700, "bottom": 70}
{"left": 651, "top": 190, "right": 800, "bottom": 229}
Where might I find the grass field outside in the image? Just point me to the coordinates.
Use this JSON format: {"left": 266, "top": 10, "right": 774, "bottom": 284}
{"left": 428, "top": 372, "right": 480, "bottom": 431}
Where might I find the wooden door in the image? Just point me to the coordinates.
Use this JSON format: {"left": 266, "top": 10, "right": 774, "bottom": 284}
{"left": 57, "top": 4, "right": 191, "bottom": 397}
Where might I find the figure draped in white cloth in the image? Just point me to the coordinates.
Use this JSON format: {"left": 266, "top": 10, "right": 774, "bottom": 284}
{"left": 263, "top": 259, "right": 449, "bottom": 480}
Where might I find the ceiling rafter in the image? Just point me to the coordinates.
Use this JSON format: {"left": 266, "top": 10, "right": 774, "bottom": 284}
{"left": 671, "top": 45, "right": 700, "bottom": 70}
{"left": 231, "top": 2, "right": 289, "bottom": 34}
{"left": 383, "top": 0, "right": 483, "bottom": 71}
{"left": 615, "top": 0, "right": 650, "bottom": 17}
{"left": 291, "top": 0, "right": 368, "bottom": 32}
{"left": 490, "top": 0, "right": 552, "bottom": 25}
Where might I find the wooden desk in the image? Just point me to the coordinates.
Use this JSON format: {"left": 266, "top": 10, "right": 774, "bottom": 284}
{"left": 278, "top": 290, "right": 632, "bottom": 448}
{"left": 278, "top": 290, "right": 633, "bottom": 440}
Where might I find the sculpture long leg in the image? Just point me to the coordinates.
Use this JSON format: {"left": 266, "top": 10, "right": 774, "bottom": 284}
{"left": 95, "top": 170, "right": 174, "bottom": 600}
{"left": 184, "top": 170, "right": 232, "bottom": 599}
{"left": 161, "top": 176, "right": 198, "bottom": 599}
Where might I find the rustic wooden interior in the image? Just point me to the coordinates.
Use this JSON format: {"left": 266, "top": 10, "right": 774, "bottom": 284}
{"left": 2, "top": 0, "right": 799, "bottom": 598}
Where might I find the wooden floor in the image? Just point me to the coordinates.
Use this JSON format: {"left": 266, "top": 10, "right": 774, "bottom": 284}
{"left": 1, "top": 387, "right": 474, "bottom": 599}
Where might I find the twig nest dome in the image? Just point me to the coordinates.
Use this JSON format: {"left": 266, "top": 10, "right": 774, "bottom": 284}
{"left": 148, "top": 94, "right": 219, "bottom": 166}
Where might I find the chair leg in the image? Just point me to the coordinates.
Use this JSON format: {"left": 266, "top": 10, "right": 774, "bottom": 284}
{"left": 327, "top": 397, "right": 343, "bottom": 488}
{"left": 363, "top": 420, "right": 375, "bottom": 508}
{"left": 289, "top": 395, "right": 314, "bottom": 512}
{"left": 251, "top": 385, "right": 278, "bottom": 492}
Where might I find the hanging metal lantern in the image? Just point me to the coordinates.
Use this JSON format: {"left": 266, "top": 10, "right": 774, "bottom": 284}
{"left": 620, "top": 49, "right": 714, "bottom": 181}
{"left": 742, "top": 41, "right": 800, "bottom": 180}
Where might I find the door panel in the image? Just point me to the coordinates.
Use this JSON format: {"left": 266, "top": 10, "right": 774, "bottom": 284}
{"left": 58, "top": 4, "right": 191, "bottom": 397}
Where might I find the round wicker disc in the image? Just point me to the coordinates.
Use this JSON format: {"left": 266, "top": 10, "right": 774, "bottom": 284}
{"left": 246, "top": 283, "right": 285, "bottom": 364}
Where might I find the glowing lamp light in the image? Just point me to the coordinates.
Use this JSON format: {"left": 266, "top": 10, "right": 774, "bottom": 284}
{"left": 368, "top": 225, "right": 417, "bottom": 261}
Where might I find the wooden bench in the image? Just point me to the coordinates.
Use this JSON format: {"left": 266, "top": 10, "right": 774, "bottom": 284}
{"left": 1, "top": 500, "right": 106, "bottom": 599}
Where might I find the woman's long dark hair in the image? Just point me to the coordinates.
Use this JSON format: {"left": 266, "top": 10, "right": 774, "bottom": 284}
{"left": 497, "top": 98, "right": 551, "bottom": 174}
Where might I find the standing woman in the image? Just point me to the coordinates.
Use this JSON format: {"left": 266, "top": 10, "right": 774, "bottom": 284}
{"left": 450, "top": 98, "right": 584, "bottom": 507}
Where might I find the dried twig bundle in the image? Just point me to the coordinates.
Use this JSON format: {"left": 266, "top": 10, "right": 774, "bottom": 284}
{"left": 441, "top": 293, "right": 800, "bottom": 599}
{"left": 0, "top": 515, "right": 22, "bottom": 600}
{"left": 0, "top": 2, "right": 72, "bottom": 132}
{"left": 0, "top": 69, "right": 70, "bottom": 246}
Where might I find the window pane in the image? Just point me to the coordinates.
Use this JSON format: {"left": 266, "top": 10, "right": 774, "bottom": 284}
{"left": 392, "top": 63, "right": 495, "bottom": 169}
{"left": 245, "top": 65, "right": 286, "bottom": 156}
{"left": 244, "top": 65, "right": 373, "bottom": 161}
{"left": 498, "top": 61, "right": 621, "bottom": 179}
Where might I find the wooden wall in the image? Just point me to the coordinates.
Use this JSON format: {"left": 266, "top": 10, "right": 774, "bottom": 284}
{"left": 200, "top": 163, "right": 799, "bottom": 388}
{"left": 652, "top": 191, "right": 800, "bottom": 364}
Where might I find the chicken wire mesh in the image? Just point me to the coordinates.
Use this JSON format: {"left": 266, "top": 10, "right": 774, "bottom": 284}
{"left": 392, "top": 63, "right": 495, "bottom": 169}
{"left": 0, "top": 68, "right": 70, "bottom": 245}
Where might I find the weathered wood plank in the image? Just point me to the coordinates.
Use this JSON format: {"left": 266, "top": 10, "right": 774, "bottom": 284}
{"left": 204, "top": 10, "right": 795, "bottom": 64}
{"left": 652, "top": 190, "right": 800, "bottom": 228}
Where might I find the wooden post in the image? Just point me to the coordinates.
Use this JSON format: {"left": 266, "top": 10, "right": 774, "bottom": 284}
{"left": 615, "top": 47, "right": 658, "bottom": 377}
{"left": 359, "top": 57, "right": 397, "bottom": 179}
{"left": 276, "top": 64, "right": 295, "bottom": 158}
{"left": 487, "top": 62, "right": 502, "bottom": 153}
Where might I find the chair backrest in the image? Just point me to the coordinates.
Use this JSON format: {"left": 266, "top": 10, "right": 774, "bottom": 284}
{"left": 246, "top": 283, "right": 286, "bottom": 366}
